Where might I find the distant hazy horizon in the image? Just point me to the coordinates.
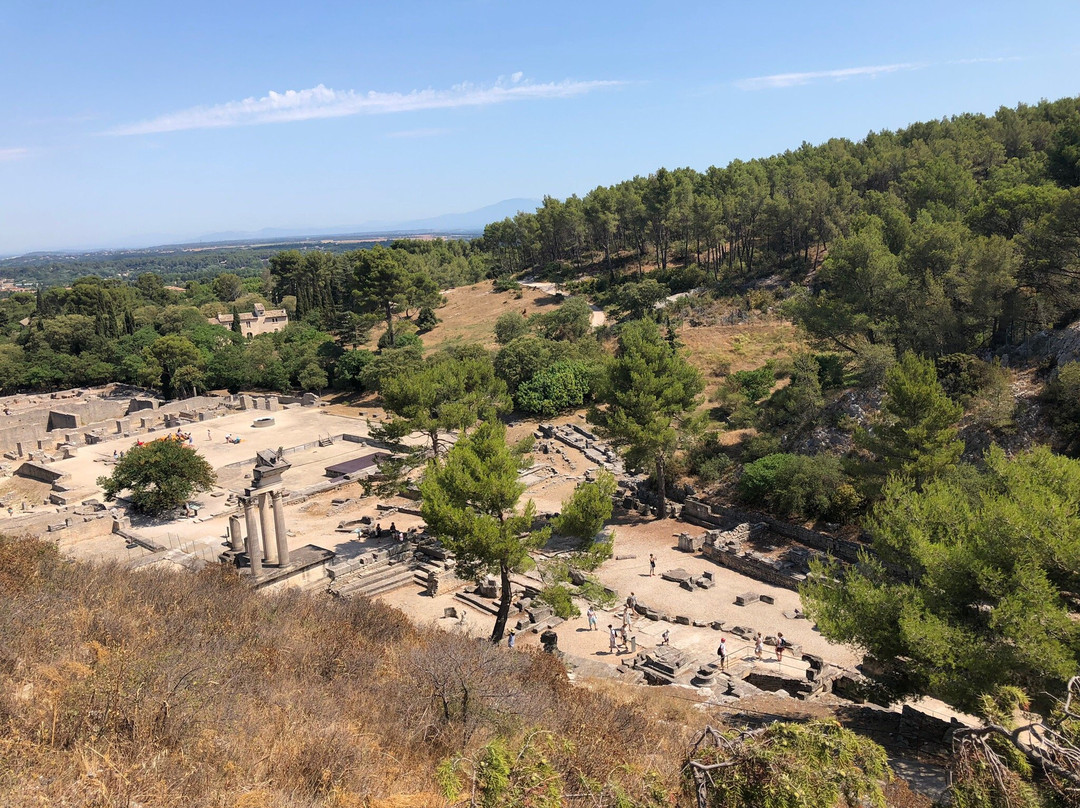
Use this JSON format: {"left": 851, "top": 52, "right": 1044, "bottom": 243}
{"left": 3, "top": 1, "right": 1079, "bottom": 254}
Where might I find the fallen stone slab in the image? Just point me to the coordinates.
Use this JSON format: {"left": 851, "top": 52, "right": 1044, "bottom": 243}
{"left": 661, "top": 568, "right": 691, "bottom": 584}
{"left": 735, "top": 591, "right": 760, "bottom": 606}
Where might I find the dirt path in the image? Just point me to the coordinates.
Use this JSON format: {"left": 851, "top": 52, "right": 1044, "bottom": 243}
{"left": 520, "top": 280, "right": 606, "bottom": 327}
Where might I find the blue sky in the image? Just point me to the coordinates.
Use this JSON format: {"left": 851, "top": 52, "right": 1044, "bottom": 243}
{"left": 2, "top": 0, "right": 1079, "bottom": 255}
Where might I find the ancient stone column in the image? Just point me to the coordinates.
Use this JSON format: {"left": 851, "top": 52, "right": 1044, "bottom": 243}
{"left": 259, "top": 492, "right": 277, "bottom": 565}
{"left": 272, "top": 490, "right": 289, "bottom": 567}
{"left": 243, "top": 498, "right": 262, "bottom": 577}
{"left": 228, "top": 513, "right": 243, "bottom": 551}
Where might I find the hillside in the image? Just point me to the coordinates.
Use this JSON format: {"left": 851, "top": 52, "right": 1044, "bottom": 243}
{"left": 0, "top": 537, "right": 698, "bottom": 807}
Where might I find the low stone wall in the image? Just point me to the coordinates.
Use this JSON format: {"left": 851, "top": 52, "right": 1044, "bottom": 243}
{"left": 683, "top": 498, "right": 867, "bottom": 563}
{"left": 14, "top": 461, "right": 67, "bottom": 485}
{"left": 699, "top": 544, "right": 801, "bottom": 591}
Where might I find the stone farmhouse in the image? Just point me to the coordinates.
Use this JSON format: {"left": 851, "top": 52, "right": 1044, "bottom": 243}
{"left": 209, "top": 303, "right": 289, "bottom": 337}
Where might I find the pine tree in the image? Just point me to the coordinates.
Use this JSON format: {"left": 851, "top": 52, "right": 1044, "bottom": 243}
{"left": 420, "top": 420, "right": 548, "bottom": 643}
{"left": 855, "top": 350, "right": 962, "bottom": 491}
{"left": 588, "top": 319, "right": 703, "bottom": 518}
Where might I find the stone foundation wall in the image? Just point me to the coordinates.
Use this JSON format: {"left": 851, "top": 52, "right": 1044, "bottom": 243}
{"left": 683, "top": 498, "right": 866, "bottom": 563}
{"left": 699, "top": 544, "right": 801, "bottom": 591}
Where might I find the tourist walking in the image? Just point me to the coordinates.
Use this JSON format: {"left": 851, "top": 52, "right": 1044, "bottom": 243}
{"left": 587, "top": 606, "right": 597, "bottom": 631}
{"left": 660, "top": 629, "right": 670, "bottom": 645}
{"left": 608, "top": 625, "right": 617, "bottom": 654}
{"left": 717, "top": 636, "right": 728, "bottom": 671}
{"left": 507, "top": 630, "right": 516, "bottom": 649}
{"left": 627, "top": 592, "right": 637, "bottom": 612}
{"left": 619, "top": 625, "right": 629, "bottom": 651}
{"left": 754, "top": 632, "right": 764, "bottom": 660}
{"left": 776, "top": 632, "right": 787, "bottom": 663}
{"left": 649, "top": 553, "right": 656, "bottom": 576}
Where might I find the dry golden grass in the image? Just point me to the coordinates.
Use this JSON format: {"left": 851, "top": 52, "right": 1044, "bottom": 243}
{"left": 0, "top": 536, "right": 691, "bottom": 808}
{"left": 678, "top": 319, "right": 805, "bottom": 378}
{"left": 362, "top": 281, "right": 566, "bottom": 355}
{"left": 678, "top": 317, "right": 806, "bottom": 406}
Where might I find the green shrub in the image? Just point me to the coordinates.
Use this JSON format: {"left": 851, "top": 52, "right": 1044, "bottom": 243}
{"left": 739, "top": 432, "right": 781, "bottom": 461}
{"left": 689, "top": 432, "right": 734, "bottom": 483}
{"left": 696, "top": 455, "right": 732, "bottom": 483}
{"left": 494, "top": 310, "right": 529, "bottom": 344}
{"left": 730, "top": 362, "right": 776, "bottom": 401}
{"left": 537, "top": 585, "right": 580, "bottom": 619}
{"left": 416, "top": 306, "right": 439, "bottom": 332}
{"left": 574, "top": 538, "right": 613, "bottom": 571}
{"left": 576, "top": 579, "right": 617, "bottom": 608}
{"left": 492, "top": 275, "right": 522, "bottom": 292}
{"left": 738, "top": 453, "right": 858, "bottom": 521}
{"left": 854, "top": 341, "right": 895, "bottom": 387}
{"left": 814, "top": 353, "right": 848, "bottom": 389}
{"left": 1046, "top": 361, "right": 1080, "bottom": 454}
{"left": 377, "top": 326, "right": 421, "bottom": 350}
{"left": 515, "top": 360, "right": 592, "bottom": 416}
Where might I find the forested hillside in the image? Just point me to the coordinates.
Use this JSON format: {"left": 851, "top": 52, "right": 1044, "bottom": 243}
{"left": 5, "top": 97, "right": 1080, "bottom": 506}
{"left": 479, "top": 96, "right": 1080, "bottom": 353}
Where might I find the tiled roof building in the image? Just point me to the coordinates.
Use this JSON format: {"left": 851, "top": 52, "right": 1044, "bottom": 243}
{"left": 210, "top": 303, "right": 289, "bottom": 336}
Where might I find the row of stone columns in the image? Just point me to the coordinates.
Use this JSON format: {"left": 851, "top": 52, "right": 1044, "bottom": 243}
{"left": 227, "top": 490, "right": 289, "bottom": 575}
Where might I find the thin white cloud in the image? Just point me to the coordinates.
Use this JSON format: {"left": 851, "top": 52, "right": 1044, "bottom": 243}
{"left": 948, "top": 56, "right": 1023, "bottom": 65}
{"left": 108, "top": 74, "right": 621, "bottom": 136}
{"left": 0, "top": 147, "right": 29, "bottom": 162}
{"left": 736, "top": 62, "right": 923, "bottom": 91}
{"left": 385, "top": 127, "right": 452, "bottom": 139}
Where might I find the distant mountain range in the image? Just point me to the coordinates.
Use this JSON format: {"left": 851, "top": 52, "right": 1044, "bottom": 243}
{"left": 193, "top": 198, "right": 541, "bottom": 244}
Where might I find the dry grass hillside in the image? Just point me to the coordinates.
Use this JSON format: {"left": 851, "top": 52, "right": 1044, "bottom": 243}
{"left": 0, "top": 536, "right": 693, "bottom": 808}
{"left": 368, "top": 281, "right": 567, "bottom": 354}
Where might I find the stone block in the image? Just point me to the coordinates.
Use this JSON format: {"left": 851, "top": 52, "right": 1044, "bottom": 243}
{"left": 735, "top": 591, "right": 760, "bottom": 606}
{"left": 759, "top": 594, "right": 775, "bottom": 605}
{"left": 675, "top": 615, "right": 691, "bottom": 625}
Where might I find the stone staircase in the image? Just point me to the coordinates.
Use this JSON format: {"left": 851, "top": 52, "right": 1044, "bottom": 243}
{"left": 327, "top": 542, "right": 420, "bottom": 599}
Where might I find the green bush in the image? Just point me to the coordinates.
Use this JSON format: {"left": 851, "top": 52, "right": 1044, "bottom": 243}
{"left": 1046, "top": 361, "right": 1080, "bottom": 454}
{"left": 814, "top": 353, "right": 848, "bottom": 389}
{"left": 416, "top": 306, "right": 439, "bottom": 332}
{"left": 494, "top": 310, "right": 528, "bottom": 344}
{"left": 377, "top": 326, "right": 421, "bottom": 350}
{"left": 515, "top": 360, "right": 592, "bottom": 416}
{"left": 492, "top": 274, "right": 522, "bottom": 292}
{"left": 576, "top": 579, "right": 617, "bottom": 608}
{"left": 854, "top": 341, "right": 895, "bottom": 387}
{"left": 739, "top": 432, "right": 781, "bottom": 462}
{"left": 654, "top": 263, "right": 704, "bottom": 293}
{"left": 730, "top": 362, "right": 776, "bottom": 401}
{"left": 696, "top": 455, "right": 732, "bottom": 483}
{"left": 537, "top": 585, "right": 580, "bottom": 619}
{"left": 689, "top": 432, "right": 734, "bottom": 483}
{"left": 738, "top": 453, "right": 859, "bottom": 521}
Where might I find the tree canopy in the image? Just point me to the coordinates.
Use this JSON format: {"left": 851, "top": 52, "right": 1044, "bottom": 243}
{"left": 419, "top": 421, "right": 549, "bottom": 642}
{"left": 802, "top": 446, "right": 1080, "bottom": 712}
{"left": 589, "top": 319, "right": 703, "bottom": 517}
{"left": 97, "top": 440, "right": 217, "bottom": 514}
